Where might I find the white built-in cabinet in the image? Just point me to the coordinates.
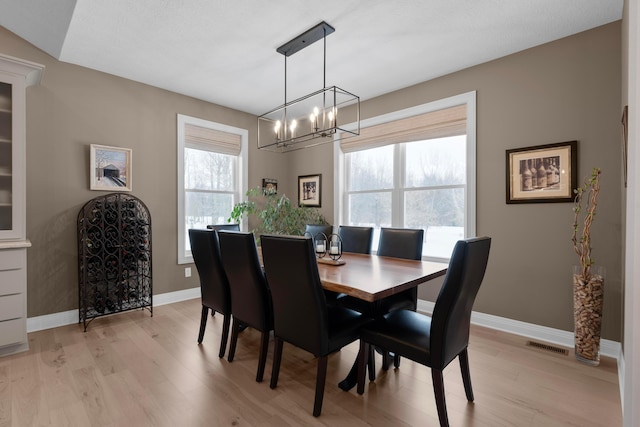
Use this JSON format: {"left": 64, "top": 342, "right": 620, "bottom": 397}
{"left": 0, "top": 53, "right": 44, "bottom": 357}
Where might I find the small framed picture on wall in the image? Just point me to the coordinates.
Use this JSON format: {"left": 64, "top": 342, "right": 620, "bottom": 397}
{"left": 505, "top": 141, "right": 577, "bottom": 204}
{"left": 298, "top": 174, "right": 321, "bottom": 207}
{"left": 90, "top": 144, "right": 132, "bottom": 191}
{"left": 262, "top": 178, "right": 278, "bottom": 194}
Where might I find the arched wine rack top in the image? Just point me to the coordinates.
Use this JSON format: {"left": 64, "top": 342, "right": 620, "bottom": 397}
{"left": 77, "top": 193, "right": 152, "bottom": 331}
{"left": 78, "top": 193, "right": 152, "bottom": 226}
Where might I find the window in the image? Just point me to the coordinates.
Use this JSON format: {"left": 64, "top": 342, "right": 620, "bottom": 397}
{"left": 177, "top": 114, "right": 248, "bottom": 264}
{"left": 336, "top": 92, "right": 476, "bottom": 260}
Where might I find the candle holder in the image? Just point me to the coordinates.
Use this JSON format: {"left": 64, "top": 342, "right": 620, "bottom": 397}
{"left": 313, "top": 232, "right": 328, "bottom": 259}
{"left": 328, "top": 233, "right": 343, "bottom": 261}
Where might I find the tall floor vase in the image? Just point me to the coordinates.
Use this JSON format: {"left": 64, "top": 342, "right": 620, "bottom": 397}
{"left": 573, "top": 265, "right": 605, "bottom": 366}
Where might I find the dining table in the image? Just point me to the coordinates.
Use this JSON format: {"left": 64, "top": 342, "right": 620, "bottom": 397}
{"left": 314, "top": 252, "right": 448, "bottom": 390}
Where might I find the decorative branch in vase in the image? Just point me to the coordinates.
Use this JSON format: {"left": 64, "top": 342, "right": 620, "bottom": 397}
{"left": 571, "top": 167, "right": 604, "bottom": 365}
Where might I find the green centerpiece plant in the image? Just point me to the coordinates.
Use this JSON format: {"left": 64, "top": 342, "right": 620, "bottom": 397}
{"left": 571, "top": 167, "right": 604, "bottom": 365}
{"left": 229, "top": 187, "right": 327, "bottom": 238}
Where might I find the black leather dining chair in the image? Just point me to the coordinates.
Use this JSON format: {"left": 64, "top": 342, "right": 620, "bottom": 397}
{"left": 305, "top": 223, "right": 340, "bottom": 303}
{"left": 376, "top": 226, "right": 424, "bottom": 310}
{"left": 305, "top": 223, "right": 333, "bottom": 239}
{"left": 377, "top": 227, "right": 424, "bottom": 261}
{"left": 207, "top": 223, "right": 240, "bottom": 231}
{"left": 377, "top": 227, "right": 424, "bottom": 368}
{"left": 357, "top": 237, "right": 491, "bottom": 427}
{"left": 334, "top": 225, "right": 374, "bottom": 314}
{"left": 338, "top": 225, "right": 374, "bottom": 254}
{"left": 260, "top": 234, "right": 371, "bottom": 417}
{"left": 218, "top": 231, "right": 273, "bottom": 382}
{"left": 188, "top": 229, "right": 232, "bottom": 358}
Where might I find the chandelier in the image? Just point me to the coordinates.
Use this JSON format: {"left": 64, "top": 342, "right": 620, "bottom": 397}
{"left": 257, "top": 21, "right": 360, "bottom": 152}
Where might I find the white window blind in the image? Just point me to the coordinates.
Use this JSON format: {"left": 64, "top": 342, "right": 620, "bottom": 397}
{"left": 184, "top": 123, "right": 242, "bottom": 156}
{"left": 341, "top": 104, "right": 466, "bottom": 153}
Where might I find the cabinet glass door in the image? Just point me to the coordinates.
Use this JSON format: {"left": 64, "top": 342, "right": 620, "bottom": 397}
{"left": 0, "top": 82, "right": 11, "bottom": 231}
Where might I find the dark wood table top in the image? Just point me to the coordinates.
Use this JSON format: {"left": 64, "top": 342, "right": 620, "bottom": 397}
{"left": 316, "top": 252, "right": 448, "bottom": 302}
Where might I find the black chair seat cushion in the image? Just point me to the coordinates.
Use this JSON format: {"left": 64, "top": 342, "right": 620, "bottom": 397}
{"left": 326, "top": 306, "right": 372, "bottom": 354}
{"left": 360, "top": 309, "right": 433, "bottom": 366}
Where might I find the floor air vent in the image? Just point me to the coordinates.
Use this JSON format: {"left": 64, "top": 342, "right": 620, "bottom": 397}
{"left": 526, "top": 340, "right": 569, "bottom": 356}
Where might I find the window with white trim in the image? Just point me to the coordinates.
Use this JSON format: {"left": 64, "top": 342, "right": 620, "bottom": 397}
{"left": 336, "top": 92, "right": 476, "bottom": 261}
{"left": 177, "top": 114, "right": 248, "bottom": 264}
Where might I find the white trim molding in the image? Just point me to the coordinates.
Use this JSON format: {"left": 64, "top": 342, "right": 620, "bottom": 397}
{"left": 417, "top": 299, "right": 622, "bottom": 360}
{"left": 27, "top": 287, "right": 201, "bottom": 333}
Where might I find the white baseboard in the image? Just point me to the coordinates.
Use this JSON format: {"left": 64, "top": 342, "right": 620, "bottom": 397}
{"left": 26, "top": 287, "right": 201, "bottom": 333}
{"left": 29, "top": 293, "right": 621, "bottom": 360}
{"left": 30, "top": 294, "right": 622, "bottom": 359}
{"left": 416, "top": 300, "right": 621, "bottom": 359}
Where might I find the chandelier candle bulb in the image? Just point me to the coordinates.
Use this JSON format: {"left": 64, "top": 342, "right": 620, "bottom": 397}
{"left": 274, "top": 120, "right": 281, "bottom": 139}
{"left": 290, "top": 120, "right": 297, "bottom": 138}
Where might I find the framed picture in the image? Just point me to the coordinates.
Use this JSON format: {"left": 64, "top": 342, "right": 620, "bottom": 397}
{"left": 298, "top": 174, "right": 322, "bottom": 207}
{"left": 505, "top": 140, "right": 577, "bottom": 204}
{"left": 262, "top": 178, "right": 278, "bottom": 194}
{"left": 90, "top": 144, "right": 132, "bottom": 191}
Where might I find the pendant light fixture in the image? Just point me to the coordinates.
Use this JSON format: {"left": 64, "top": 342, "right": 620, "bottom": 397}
{"left": 257, "top": 21, "right": 360, "bottom": 152}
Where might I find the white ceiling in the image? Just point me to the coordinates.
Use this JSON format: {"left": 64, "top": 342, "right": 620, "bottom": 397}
{"left": 0, "top": 0, "right": 623, "bottom": 116}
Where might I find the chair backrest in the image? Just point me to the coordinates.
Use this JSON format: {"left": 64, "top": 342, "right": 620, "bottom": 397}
{"left": 377, "top": 227, "right": 424, "bottom": 260}
{"left": 188, "top": 229, "right": 231, "bottom": 314}
{"left": 207, "top": 223, "right": 240, "bottom": 231}
{"left": 261, "top": 234, "right": 328, "bottom": 356}
{"left": 430, "top": 237, "right": 491, "bottom": 369}
{"left": 338, "top": 225, "right": 374, "bottom": 254}
{"left": 305, "top": 224, "right": 333, "bottom": 239}
{"left": 218, "top": 231, "right": 272, "bottom": 330}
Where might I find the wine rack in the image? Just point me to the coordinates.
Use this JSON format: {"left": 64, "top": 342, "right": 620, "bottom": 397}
{"left": 77, "top": 193, "right": 152, "bottom": 331}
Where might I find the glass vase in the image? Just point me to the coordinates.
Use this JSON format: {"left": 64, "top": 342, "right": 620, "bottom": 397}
{"left": 573, "top": 265, "right": 605, "bottom": 366}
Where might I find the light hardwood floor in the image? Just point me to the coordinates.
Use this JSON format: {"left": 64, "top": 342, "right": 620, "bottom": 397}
{"left": 0, "top": 299, "right": 622, "bottom": 426}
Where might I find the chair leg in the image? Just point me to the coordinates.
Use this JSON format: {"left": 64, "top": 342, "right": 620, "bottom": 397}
{"left": 394, "top": 353, "right": 401, "bottom": 368}
{"left": 219, "top": 313, "right": 231, "bottom": 358}
{"left": 382, "top": 350, "right": 391, "bottom": 370}
{"left": 270, "top": 338, "right": 283, "bottom": 389}
{"left": 227, "top": 319, "right": 241, "bottom": 362}
{"left": 197, "top": 306, "right": 208, "bottom": 343}
{"left": 256, "top": 330, "right": 270, "bottom": 383}
{"left": 459, "top": 348, "right": 474, "bottom": 401}
{"left": 357, "top": 341, "right": 369, "bottom": 395}
{"left": 431, "top": 369, "right": 450, "bottom": 427}
{"left": 313, "top": 355, "right": 328, "bottom": 417}
{"left": 368, "top": 345, "right": 376, "bottom": 381}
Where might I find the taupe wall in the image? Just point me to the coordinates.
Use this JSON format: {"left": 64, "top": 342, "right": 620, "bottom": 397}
{"left": 291, "top": 22, "right": 623, "bottom": 340}
{"left": 0, "top": 21, "right": 623, "bottom": 341}
{"left": 0, "top": 26, "right": 288, "bottom": 317}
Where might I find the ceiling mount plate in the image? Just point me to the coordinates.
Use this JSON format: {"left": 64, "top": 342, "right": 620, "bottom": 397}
{"left": 276, "top": 21, "right": 335, "bottom": 57}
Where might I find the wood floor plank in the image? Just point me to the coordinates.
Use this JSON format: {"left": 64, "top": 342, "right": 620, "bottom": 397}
{"left": 0, "top": 364, "right": 11, "bottom": 427}
{"left": 9, "top": 352, "right": 51, "bottom": 427}
{"left": 1, "top": 298, "right": 622, "bottom": 426}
